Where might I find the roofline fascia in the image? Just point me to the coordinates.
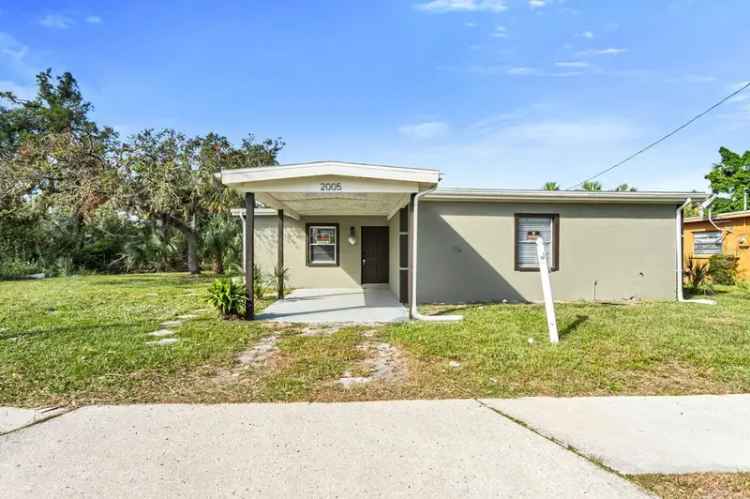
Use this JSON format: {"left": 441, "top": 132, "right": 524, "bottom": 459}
{"left": 424, "top": 189, "right": 707, "bottom": 205}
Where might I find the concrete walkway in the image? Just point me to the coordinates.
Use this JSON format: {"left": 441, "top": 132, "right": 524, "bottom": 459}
{"left": 257, "top": 287, "right": 409, "bottom": 323}
{"left": 0, "top": 406, "right": 69, "bottom": 434}
{"left": 484, "top": 394, "right": 750, "bottom": 474}
{"left": 0, "top": 400, "right": 647, "bottom": 498}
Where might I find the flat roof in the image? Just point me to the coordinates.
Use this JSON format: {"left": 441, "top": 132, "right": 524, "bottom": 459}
{"left": 426, "top": 188, "right": 706, "bottom": 205}
{"left": 220, "top": 160, "right": 441, "bottom": 187}
{"left": 685, "top": 209, "right": 750, "bottom": 223}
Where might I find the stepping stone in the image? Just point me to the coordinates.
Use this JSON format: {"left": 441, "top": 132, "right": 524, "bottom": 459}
{"left": 160, "top": 320, "right": 183, "bottom": 328}
{"left": 176, "top": 314, "right": 199, "bottom": 320}
{"left": 147, "top": 329, "right": 175, "bottom": 337}
{"left": 147, "top": 338, "right": 179, "bottom": 346}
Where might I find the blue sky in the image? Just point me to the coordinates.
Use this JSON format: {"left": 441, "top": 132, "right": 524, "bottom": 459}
{"left": 2, "top": 1, "right": 749, "bottom": 191}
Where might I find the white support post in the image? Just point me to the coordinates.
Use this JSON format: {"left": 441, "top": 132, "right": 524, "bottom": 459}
{"left": 536, "top": 237, "right": 559, "bottom": 344}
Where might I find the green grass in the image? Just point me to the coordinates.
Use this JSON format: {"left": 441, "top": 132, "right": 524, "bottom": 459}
{"left": 0, "top": 273, "right": 272, "bottom": 406}
{"left": 1, "top": 274, "right": 749, "bottom": 407}
{"left": 384, "top": 289, "right": 750, "bottom": 398}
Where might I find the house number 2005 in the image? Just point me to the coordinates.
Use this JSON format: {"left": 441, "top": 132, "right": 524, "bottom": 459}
{"left": 320, "top": 182, "right": 343, "bottom": 192}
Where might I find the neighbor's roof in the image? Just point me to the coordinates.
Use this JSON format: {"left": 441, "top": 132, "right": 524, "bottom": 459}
{"left": 220, "top": 160, "right": 441, "bottom": 186}
{"left": 426, "top": 188, "right": 706, "bottom": 205}
{"left": 685, "top": 209, "right": 750, "bottom": 223}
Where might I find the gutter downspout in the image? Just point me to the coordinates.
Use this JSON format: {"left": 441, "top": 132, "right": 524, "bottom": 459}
{"left": 678, "top": 194, "right": 718, "bottom": 305}
{"left": 676, "top": 198, "right": 691, "bottom": 302}
{"left": 409, "top": 187, "right": 463, "bottom": 322}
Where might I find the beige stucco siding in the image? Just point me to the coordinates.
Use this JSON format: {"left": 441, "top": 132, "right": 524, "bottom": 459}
{"left": 253, "top": 215, "right": 392, "bottom": 289}
{"left": 416, "top": 201, "right": 678, "bottom": 303}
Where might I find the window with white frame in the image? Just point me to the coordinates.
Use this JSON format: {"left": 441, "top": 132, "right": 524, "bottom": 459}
{"left": 693, "top": 231, "right": 722, "bottom": 256}
{"left": 515, "top": 214, "right": 559, "bottom": 271}
{"left": 307, "top": 224, "right": 339, "bottom": 266}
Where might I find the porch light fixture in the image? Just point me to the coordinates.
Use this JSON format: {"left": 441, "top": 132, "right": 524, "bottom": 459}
{"left": 348, "top": 226, "right": 357, "bottom": 245}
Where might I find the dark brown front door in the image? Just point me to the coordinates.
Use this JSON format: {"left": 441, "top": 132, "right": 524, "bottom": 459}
{"left": 361, "top": 226, "right": 389, "bottom": 284}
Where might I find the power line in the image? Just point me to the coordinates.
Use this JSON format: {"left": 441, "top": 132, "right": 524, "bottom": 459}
{"left": 566, "top": 80, "right": 750, "bottom": 190}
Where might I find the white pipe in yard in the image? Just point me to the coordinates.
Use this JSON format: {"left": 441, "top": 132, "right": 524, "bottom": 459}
{"left": 409, "top": 186, "right": 463, "bottom": 322}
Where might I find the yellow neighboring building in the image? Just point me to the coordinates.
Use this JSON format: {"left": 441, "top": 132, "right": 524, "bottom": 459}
{"left": 683, "top": 210, "right": 750, "bottom": 280}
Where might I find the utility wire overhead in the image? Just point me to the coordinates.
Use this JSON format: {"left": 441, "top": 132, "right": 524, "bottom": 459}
{"left": 567, "top": 80, "right": 750, "bottom": 190}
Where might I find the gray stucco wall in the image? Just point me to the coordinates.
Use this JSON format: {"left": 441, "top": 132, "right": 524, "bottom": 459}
{"left": 416, "top": 201, "right": 678, "bottom": 303}
{"left": 253, "top": 215, "right": 393, "bottom": 289}
{"left": 388, "top": 214, "right": 400, "bottom": 296}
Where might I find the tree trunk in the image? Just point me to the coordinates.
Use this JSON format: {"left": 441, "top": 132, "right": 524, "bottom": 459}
{"left": 185, "top": 231, "right": 200, "bottom": 275}
{"left": 212, "top": 253, "right": 224, "bottom": 274}
{"left": 160, "top": 212, "right": 201, "bottom": 275}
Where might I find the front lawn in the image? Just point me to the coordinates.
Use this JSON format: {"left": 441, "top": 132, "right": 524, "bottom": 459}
{"left": 1, "top": 274, "right": 749, "bottom": 406}
{"left": 0, "top": 274, "right": 272, "bottom": 406}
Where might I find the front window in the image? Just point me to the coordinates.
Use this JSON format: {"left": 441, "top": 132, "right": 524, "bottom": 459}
{"left": 515, "top": 214, "right": 559, "bottom": 271}
{"left": 307, "top": 224, "right": 339, "bottom": 266}
{"left": 693, "top": 231, "right": 722, "bottom": 256}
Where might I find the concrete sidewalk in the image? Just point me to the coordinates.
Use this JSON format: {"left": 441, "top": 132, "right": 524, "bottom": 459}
{"left": 484, "top": 394, "right": 750, "bottom": 474}
{"left": 0, "top": 400, "right": 648, "bottom": 499}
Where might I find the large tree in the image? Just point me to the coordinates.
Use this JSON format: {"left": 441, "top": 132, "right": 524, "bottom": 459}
{"left": 705, "top": 146, "right": 750, "bottom": 213}
{"left": 0, "top": 70, "right": 118, "bottom": 263}
{"left": 116, "top": 129, "right": 283, "bottom": 274}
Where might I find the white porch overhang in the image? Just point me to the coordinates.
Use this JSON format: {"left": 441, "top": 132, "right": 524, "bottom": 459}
{"left": 219, "top": 161, "right": 441, "bottom": 219}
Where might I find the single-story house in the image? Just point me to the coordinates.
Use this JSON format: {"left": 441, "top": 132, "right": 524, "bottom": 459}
{"left": 683, "top": 210, "right": 750, "bottom": 279}
{"left": 219, "top": 161, "right": 704, "bottom": 320}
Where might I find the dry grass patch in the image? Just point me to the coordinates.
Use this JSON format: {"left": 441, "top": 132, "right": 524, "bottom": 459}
{"left": 630, "top": 473, "right": 750, "bottom": 499}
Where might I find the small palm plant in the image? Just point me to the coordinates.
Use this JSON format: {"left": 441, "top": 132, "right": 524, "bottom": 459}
{"left": 685, "top": 257, "right": 713, "bottom": 295}
{"left": 206, "top": 277, "right": 247, "bottom": 319}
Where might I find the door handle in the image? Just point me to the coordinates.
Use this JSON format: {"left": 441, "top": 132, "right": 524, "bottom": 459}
{"left": 362, "top": 258, "right": 366, "bottom": 265}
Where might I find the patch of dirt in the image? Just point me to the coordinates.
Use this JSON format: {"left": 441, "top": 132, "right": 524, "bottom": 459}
{"left": 336, "top": 341, "right": 408, "bottom": 388}
{"left": 212, "top": 334, "right": 280, "bottom": 384}
{"left": 236, "top": 335, "right": 280, "bottom": 366}
{"left": 300, "top": 325, "right": 342, "bottom": 337}
{"left": 625, "top": 361, "right": 725, "bottom": 395}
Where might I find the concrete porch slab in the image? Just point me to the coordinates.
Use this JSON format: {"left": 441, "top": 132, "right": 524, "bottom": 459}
{"left": 257, "top": 288, "right": 408, "bottom": 324}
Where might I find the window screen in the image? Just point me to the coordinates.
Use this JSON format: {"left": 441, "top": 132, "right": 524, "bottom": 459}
{"left": 693, "top": 231, "right": 722, "bottom": 256}
{"left": 308, "top": 225, "right": 338, "bottom": 265}
{"left": 516, "top": 215, "right": 557, "bottom": 270}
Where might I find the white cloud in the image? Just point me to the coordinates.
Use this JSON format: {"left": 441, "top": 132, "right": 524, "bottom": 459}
{"left": 40, "top": 14, "right": 73, "bottom": 29}
{"left": 0, "top": 32, "right": 28, "bottom": 60}
{"left": 580, "top": 31, "right": 594, "bottom": 39}
{"left": 414, "top": 0, "right": 508, "bottom": 13}
{"left": 501, "top": 119, "right": 636, "bottom": 144}
{"left": 0, "top": 80, "right": 36, "bottom": 101}
{"left": 491, "top": 25, "right": 508, "bottom": 38}
{"left": 576, "top": 47, "right": 627, "bottom": 57}
{"left": 728, "top": 81, "right": 750, "bottom": 92}
{"left": 85, "top": 15, "right": 102, "bottom": 24}
{"left": 465, "top": 21, "right": 477, "bottom": 27}
{"left": 506, "top": 66, "right": 582, "bottom": 77}
{"left": 506, "top": 66, "right": 538, "bottom": 76}
{"left": 555, "top": 61, "right": 589, "bottom": 68}
{"left": 398, "top": 121, "right": 450, "bottom": 140}
{"left": 529, "top": 0, "right": 546, "bottom": 8}
{"left": 671, "top": 74, "right": 716, "bottom": 84}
